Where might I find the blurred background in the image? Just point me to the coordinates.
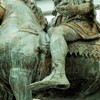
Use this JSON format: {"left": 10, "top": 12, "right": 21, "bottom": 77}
{"left": 35, "top": 0, "right": 100, "bottom": 23}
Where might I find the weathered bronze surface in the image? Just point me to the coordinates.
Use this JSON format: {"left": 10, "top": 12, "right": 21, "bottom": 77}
{"left": 30, "top": 0, "right": 100, "bottom": 99}
{"left": 0, "top": 0, "right": 100, "bottom": 100}
{"left": 0, "top": 0, "right": 48, "bottom": 100}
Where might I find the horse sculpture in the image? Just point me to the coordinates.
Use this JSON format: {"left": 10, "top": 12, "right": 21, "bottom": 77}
{"left": 0, "top": 0, "right": 100, "bottom": 100}
{"left": 0, "top": 0, "right": 47, "bottom": 100}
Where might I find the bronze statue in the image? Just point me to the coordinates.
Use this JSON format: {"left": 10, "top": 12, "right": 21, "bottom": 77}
{"left": 0, "top": 0, "right": 48, "bottom": 100}
{"left": 29, "top": 0, "right": 100, "bottom": 91}
{"left": 0, "top": 0, "right": 100, "bottom": 99}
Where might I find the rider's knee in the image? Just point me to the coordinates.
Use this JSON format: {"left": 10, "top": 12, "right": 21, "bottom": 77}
{"left": 48, "top": 26, "right": 64, "bottom": 37}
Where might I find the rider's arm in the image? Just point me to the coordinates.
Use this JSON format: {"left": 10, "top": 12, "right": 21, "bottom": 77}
{"left": 77, "top": 2, "right": 93, "bottom": 15}
{"left": 56, "top": 1, "right": 93, "bottom": 16}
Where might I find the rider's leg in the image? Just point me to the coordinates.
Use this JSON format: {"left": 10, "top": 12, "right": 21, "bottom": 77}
{"left": 29, "top": 25, "right": 80, "bottom": 90}
{"left": 41, "top": 26, "right": 80, "bottom": 86}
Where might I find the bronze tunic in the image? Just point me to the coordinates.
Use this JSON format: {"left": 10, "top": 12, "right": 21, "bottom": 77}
{"left": 53, "top": 0, "right": 100, "bottom": 40}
